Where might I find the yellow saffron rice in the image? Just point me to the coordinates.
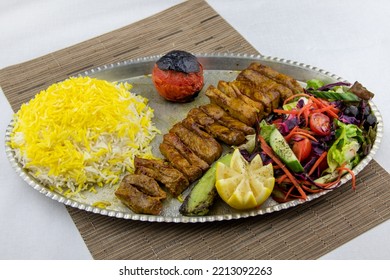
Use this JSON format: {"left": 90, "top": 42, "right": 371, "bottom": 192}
{"left": 9, "top": 76, "right": 160, "bottom": 196}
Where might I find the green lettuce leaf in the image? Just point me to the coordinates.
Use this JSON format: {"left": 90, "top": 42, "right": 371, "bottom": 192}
{"left": 327, "top": 120, "right": 362, "bottom": 171}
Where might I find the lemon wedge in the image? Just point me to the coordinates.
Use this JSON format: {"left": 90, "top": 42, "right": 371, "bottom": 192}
{"left": 215, "top": 149, "right": 275, "bottom": 210}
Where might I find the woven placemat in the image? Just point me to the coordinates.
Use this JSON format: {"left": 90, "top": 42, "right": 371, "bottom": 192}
{"left": 1, "top": 0, "right": 390, "bottom": 259}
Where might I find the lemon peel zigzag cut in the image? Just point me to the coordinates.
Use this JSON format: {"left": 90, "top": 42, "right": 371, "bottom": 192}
{"left": 215, "top": 149, "right": 275, "bottom": 210}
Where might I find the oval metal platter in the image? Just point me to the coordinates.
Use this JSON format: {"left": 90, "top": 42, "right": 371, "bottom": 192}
{"left": 4, "top": 53, "right": 383, "bottom": 223}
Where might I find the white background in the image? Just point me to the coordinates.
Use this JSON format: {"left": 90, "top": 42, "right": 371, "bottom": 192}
{"left": 1, "top": 0, "right": 390, "bottom": 259}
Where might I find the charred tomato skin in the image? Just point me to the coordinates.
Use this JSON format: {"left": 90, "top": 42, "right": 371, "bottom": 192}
{"left": 152, "top": 64, "right": 204, "bottom": 102}
{"left": 152, "top": 50, "right": 204, "bottom": 103}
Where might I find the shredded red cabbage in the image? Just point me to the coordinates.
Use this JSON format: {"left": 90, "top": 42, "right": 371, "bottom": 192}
{"left": 317, "top": 81, "right": 351, "bottom": 91}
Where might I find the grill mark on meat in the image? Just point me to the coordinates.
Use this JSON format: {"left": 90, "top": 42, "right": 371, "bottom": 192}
{"left": 236, "top": 69, "right": 284, "bottom": 109}
{"left": 163, "top": 132, "right": 209, "bottom": 172}
{"left": 187, "top": 107, "right": 246, "bottom": 146}
{"left": 231, "top": 80, "right": 273, "bottom": 115}
{"left": 217, "top": 81, "right": 265, "bottom": 119}
{"left": 247, "top": 62, "right": 303, "bottom": 95}
{"left": 170, "top": 121, "right": 222, "bottom": 165}
{"left": 115, "top": 174, "right": 165, "bottom": 215}
{"left": 134, "top": 157, "right": 189, "bottom": 197}
{"left": 199, "top": 104, "right": 255, "bottom": 135}
{"left": 205, "top": 85, "right": 258, "bottom": 126}
{"left": 121, "top": 174, "right": 166, "bottom": 199}
{"left": 159, "top": 141, "right": 203, "bottom": 182}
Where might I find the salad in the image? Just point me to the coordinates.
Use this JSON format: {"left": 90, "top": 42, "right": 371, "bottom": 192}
{"left": 239, "top": 79, "right": 377, "bottom": 203}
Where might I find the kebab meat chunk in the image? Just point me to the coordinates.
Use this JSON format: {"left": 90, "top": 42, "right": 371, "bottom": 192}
{"left": 246, "top": 62, "right": 304, "bottom": 95}
{"left": 235, "top": 69, "right": 283, "bottom": 108}
{"left": 199, "top": 104, "right": 255, "bottom": 135}
{"left": 134, "top": 157, "right": 189, "bottom": 197}
{"left": 171, "top": 120, "right": 222, "bottom": 164}
{"left": 217, "top": 81, "right": 265, "bottom": 119}
{"left": 115, "top": 174, "right": 166, "bottom": 215}
{"left": 205, "top": 85, "right": 258, "bottom": 126}
{"left": 187, "top": 107, "right": 246, "bottom": 146}
{"left": 163, "top": 132, "right": 209, "bottom": 172}
{"left": 159, "top": 141, "right": 203, "bottom": 182}
{"left": 232, "top": 79, "right": 274, "bottom": 115}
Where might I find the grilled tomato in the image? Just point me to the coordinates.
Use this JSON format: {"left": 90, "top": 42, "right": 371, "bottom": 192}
{"left": 152, "top": 50, "right": 204, "bottom": 102}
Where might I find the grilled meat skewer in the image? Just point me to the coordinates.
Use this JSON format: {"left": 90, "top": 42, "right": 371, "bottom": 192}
{"left": 163, "top": 132, "right": 209, "bottom": 172}
{"left": 236, "top": 69, "right": 283, "bottom": 108}
{"left": 217, "top": 81, "right": 265, "bottom": 119}
{"left": 159, "top": 141, "right": 203, "bottom": 182}
{"left": 246, "top": 62, "right": 304, "bottom": 95}
{"left": 121, "top": 174, "right": 166, "bottom": 198}
{"left": 205, "top": 85, "right": 258, "bottom": 126}
{"left": 232, "top": 80, "right": 274, "bottom": 115}
{"left": 116, "top": 62, "right": 306, "bottom": 216}
{"left": 172, "top": 120, "right": 222, "bottom": 165}
{"left": 187, "top": 107, "right": 246, "bottom": 146}
{"left": 115, "top": 174, "right": 166, "bottom": 215}
{"left": 134, "top": 157, "right": 189, "bottom": 197}
{"left": 199, "top": 104, "right": 255, "bottom": 135}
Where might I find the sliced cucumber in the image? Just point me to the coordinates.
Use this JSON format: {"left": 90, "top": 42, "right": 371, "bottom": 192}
{"left": 260, "top": 120, "right": 304, "bottom": 173}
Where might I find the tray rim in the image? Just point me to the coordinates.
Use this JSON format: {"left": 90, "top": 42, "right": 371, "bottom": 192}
{"left": 4, "top": 53, "right": 384, "bottom": 223}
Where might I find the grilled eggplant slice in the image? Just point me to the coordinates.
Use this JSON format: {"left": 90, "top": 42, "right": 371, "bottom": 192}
{"left": 179, "top": 152, "right": 233, "bottom": 216}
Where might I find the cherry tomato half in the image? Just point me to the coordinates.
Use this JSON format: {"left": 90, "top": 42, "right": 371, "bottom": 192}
{"left": 309, "top": 113, "right": 331, "bottom": 136}
{"left": 292, "top": 137, "right": 312, "bottom": 162}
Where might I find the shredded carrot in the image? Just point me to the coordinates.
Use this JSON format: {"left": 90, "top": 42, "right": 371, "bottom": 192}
{"left": 300, "top": 184, "right": 323, "bottom": 193}
{"left": 314, "top": 165, "right": 356, "bottom": 190}
{"left": 259, "top": 135, "right": 307, "bottom": 200}
{"left": 283, "top": 126, "right": 298, "bottom": 142}
{"left": 297, "top": 101, "right": 313, "bottom": 126}
{"left": 337, "top": 166, "right": 356, "bottom": 190}
{"left": 309, "top": 97, "right": 339, "bottom": 118}
{"left": 283, "top": 124, "right": 316, "bottom": 142}
{"left": 318, "top": 98, "right": 340, "bottom": 114}
{"left": 314, "top": 174, "right": 342, "bottom": 189}
{"left": 276, "top": 174, "right": 288, "bottom": 184}
{"left": 312, "top": 104, "right": 338, "bottom": 114}
{"left": 314, "top": 179, "right": 340, "bottom": 189}
{"left": 285, "top": 131, "right": 318, "bottom": 143}
{"left": 284, "top": 185, "right": 295, "bottom": 200}
{"left": 303, "top": 107, "right": 310, "bottom": 126}
{"left": 309, "top": 96, "right": 327, "bottom": 108}
{"left": 308, "top": 151, "right": 328, "bottom": 176}
{"left": 273, "top": 164, "right": 282, "bottom": 170}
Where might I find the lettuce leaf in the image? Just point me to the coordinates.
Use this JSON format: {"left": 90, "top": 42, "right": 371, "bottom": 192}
{"left": 327, "top": 120, "right": 362, "bottom": 171}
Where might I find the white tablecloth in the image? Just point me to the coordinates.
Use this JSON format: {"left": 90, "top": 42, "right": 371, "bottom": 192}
{"left": 1, "top": 0, "right": 390, "bottom": 259}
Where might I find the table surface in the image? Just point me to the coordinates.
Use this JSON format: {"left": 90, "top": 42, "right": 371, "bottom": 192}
{"left": 1, "top": 0, "right": 390, "bottom": 260}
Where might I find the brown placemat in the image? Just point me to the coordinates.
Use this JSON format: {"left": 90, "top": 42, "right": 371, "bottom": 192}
{"left": 67, "top": 160, "right": 390, "bottom": 259}
{"left": 1, "top": 0, "right": 389, "bottom": 259}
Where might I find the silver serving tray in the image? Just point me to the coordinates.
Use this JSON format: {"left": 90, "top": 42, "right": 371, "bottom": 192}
{"left": 4, "top": 53, "right": 383, "bottom": 223}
